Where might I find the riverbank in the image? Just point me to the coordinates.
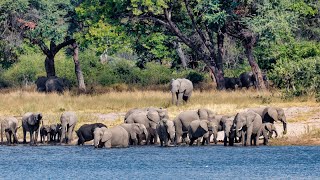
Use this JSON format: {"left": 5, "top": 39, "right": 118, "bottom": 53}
{"left": 0, "top": 89, "right": 319, "bottom": 145}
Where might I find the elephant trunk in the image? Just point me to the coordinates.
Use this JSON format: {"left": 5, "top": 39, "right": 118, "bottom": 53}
{"left": 93, "top": 136, "right": 100, "bottom": 148}
{"left": 60, "top": 123, "right": 67, "bottom": 143}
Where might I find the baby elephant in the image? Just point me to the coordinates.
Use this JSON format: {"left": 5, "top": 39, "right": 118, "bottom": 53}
{"left": 120, "top": 123, "right": 148, "bottom": 145}
{"left": 93, "top": 126, "right": 129, "bottom": 148}
{"left": 50, "top": 124, "right": 62, "bottom": 142}
{"left": 76, "top": 123, "right": 107, "bottom": 145}
{"left": 156, "top": 119, "right": 175, "bottom": 147}
{"left": 40, "top": 125, "right": 51, "bottom": 143}
{"left": 261, "top": 123, "right": 278, "bottom": 145}
{"left": 188, "top": 120, "right": 213, "bottom": 146}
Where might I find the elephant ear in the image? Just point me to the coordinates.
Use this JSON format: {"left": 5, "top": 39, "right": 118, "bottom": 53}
{"left": 246, "top": 111, "right": 257, "bottom": 127}
{"left": 102, "top": 129, "right": 112, "bottom": 142}
{"left": 147, "top": 110, "right": 160, "bottom": 123}
{"left": 199, "top": 120, "right": 209, "bottom": 132}
{"left": 267, "top": 108, "right": 278, "bottom": 122}
{"left": 133, "top": 124, "right": 142, "bottom": 134}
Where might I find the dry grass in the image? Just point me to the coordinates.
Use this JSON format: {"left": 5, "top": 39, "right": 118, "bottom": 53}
{"left": 270, "top": 128, "right": 320, "bottom": 146}
{"left": 0, "top": 89, "right": 318, "bottom": 141}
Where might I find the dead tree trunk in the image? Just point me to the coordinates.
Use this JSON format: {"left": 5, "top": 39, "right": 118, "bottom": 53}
{"left": 72, "top": 42, "right": 86, "bottom": 92}
{"left": 175, "top": 41, "right": 188, "bottom": 69}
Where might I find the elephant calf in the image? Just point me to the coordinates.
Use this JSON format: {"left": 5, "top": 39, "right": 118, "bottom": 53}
{"left": 120, "top": 123, "right": 148, "bottom": 145}
{"left": 94, "top": 126, "right": 129, "bottom": 148}
{"left": 1, "top": 116, "right": 19, "bottom": 145}
{"left": 156, "top": 119, "right": 175, "bottom": 147}
{"left": 188, "top": 120, "right": 213, "bottom": 146}
{"left": 261, "top": 123, "right": 278, "bottom": 145}
{"left": 221, "top": 116, "right": 235, "bottom": 146}
{"left": 40, "top": 125, "right": 51, "bottom": 143}
{"left": 76, "top": 123, "right": 107, "bottom": 145}
{"left": 50, "top": 123, "right": 62, "bottom": 142}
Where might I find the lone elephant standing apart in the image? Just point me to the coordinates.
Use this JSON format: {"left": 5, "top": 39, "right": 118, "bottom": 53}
{"left": 1, "top": 116, "right": 19, "bottom": 145}
{"left": 170, "top": 78, "right": 193, "bottom": 106}
{"left": 22, "top": 112, "right": 43, "bottom": 145}
{"left": 60, "top": 111, "right": 78, "bottom": 144}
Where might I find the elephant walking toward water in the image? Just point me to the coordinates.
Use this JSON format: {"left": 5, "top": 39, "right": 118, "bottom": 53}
{"left": 94, "top": 126, "right": 129, "bottom": 148}
{"left": 170, "top": 78, "right": 193, "bottom": 106}
{"left": 1, "top": 117, "right": 19, "bottom": 145}
{"left": 22, "top": 112, "right": 43, "bottom": 145}
{"left": 60, "top": 111, "right": 78, "bottom": 144}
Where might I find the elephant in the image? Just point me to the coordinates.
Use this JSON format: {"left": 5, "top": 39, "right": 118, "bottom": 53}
{"left": 40, "top": 125, "right": 51, "bottom": 143}
{"left": 120, "top": 123, "right": 148, "bottom": 145}
{"left": 234, "top": 110, "right": 263, "bottom": 146}
{"left": 0, "top": 116, "right": 19, "bottom": 145}
{"left": 60, "top": 111, "right": 78, "bottom": 144}
{"left": 224, "top": 77, "right": 242, "bottom": 90}
{"left": 261, "top": 122, "right": 278, "bottom": 145}
{"left": 170, "top": 78, "right": 193, "bottom": 106}
{"left": 239, "top": 72, "right": 256, "bottom": 89}
{"left": 76, "top": 123, "right": 107, "bottom": 145}
{"left": 45, "top": 77, "right": 71, "bottom": 94}
{"left": 221, "top": 116, "right": 236, "bottom": 146}
{"left": 22, "top": 112, "right": 43, "bottom": 145}
{"left": 50, "top": 123, "right": 62, "bottom": 142}
{"left": 210, "top": 115, "right": 232, "bottom": 144}
{"left": 173, "top": 108, "right": 215, "bottom": 145}
{"left": 35, "top": 76, "right": 48, "bottom": 92}
{"left": 188, "top": 120, "right": 214, "bottom": 146}
{"left": 156, "top": 119, "right": 175, "bottom": 147}
{"left": 251, "top": 107, "right": 287, "bottom": 135}
{"left": 125, "top": 107, "right": 168, "bottom": 144}
{"left": 93, "top": 126, "right": 129, "bottom": 148}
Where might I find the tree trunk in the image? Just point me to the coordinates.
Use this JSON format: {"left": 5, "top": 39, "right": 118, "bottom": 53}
{"left": 209, "top": 66, "right": 225, "bottom": 90}
{"left": 45, "top": 56, "right": 56, "bottom": 77}
{"left": 217, "top": 27, "right": 225, "bottom": 73}
{"left": 72, "top": 42, "right": 86, "bottom": 92}
{"left": 175, "top": 41, "right": 188, "bottom": 69}
{"left": 244, "top": 41, "right": 266, "bottom": 90}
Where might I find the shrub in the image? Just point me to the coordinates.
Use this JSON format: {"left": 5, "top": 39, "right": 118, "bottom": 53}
{"left": 186, "top": 71, "right": 204, "bottom": 84}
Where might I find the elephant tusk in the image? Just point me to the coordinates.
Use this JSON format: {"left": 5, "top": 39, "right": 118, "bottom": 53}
{"left": 238, "top": 127, "right": 242, "bottom": 131}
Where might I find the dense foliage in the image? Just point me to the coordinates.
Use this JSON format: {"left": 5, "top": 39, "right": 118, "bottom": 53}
{"left": 0, "top": 0, "right": 319, "bottom": 98}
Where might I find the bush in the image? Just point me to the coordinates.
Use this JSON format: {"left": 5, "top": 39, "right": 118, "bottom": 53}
{"left": 186, "top": 71, "right": 204, "bottom": 84}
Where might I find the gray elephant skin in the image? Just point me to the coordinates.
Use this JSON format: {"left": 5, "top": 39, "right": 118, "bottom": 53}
{"left": 224, "top": 77, "right": 242, "bottom": 90}
{"left": 36, "top": 76, "right": 71, "bottom": 93}
{"left": 170, "top": 78, "right": 193, "bottom": 106}
{"left": 234, "top": 110, "right": 263, "bottom": 146}
{"left": 93, "top": 126, "right": 129, "bottom": 148}
{"left": 173, "top": 108, "right": 215, "bottom": 145}
{"left": 156, "top": 119, "right": 175, "bottom": 147}
{"left": 261, "top": 122, "right": 278, "bottom": 145}
{"left": 120, "top": 123, "right": 148, "bottom": 145}
{"left": 60, "top": 111, "right": 78, "bottom": 144}
{"left": 22, "top": 112, "right": 43, "bottom": 145}
{"left": 251, "top": 107, "right": 287, "bottom": 135}
{"left": 1, "top": 116, "right": 19, "bottom": 145}
{"left": 50, "top": 123, "right": 62, "bottom": 142}
{"left": 188, "top": 120, "right": 213, "bottom": 146}
{"left": 221, "top": 116, "right": 235, "bottom": 146}
{"left": 40, "top": 125, "right": 51, "bottom": 143}
{"left": 76, "top": 123, "right": 107, "bottom": 145}
{"left": 125, "top": 107, "right": 168, "bottom": 144}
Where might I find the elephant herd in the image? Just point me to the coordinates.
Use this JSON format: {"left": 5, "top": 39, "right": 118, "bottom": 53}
{"left": 225, "top": 71, "right": 269, "bottom": 90}
{"left": 0, "top": 106, "right": 287, "bottom": 148}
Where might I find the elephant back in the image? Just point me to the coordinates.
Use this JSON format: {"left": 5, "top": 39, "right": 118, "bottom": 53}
{"left": 60, "top": 111, "right": 77, "bottom": 125}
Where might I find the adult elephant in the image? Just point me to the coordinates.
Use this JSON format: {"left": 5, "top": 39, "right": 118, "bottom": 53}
{"left": 156, "top": 119, "right": 175, "bottom": 147}
{"left": 251, "top": 107, "right": 287, "bottom": 135}
{"left": 239, "top": 72, "right": 256, "bottom": 89}
{"left": 60, "top": 111, "right": 78, "bottom": 144}
{"left": 1, "top": 116, "right": 19, "bottom": 145}
{"left": 234, "top": 110, "right": 263, "bottom": 146}
{"left": 221, "top": 116, "right": 235, "bottom": 146}
{"left": 35, "top": 76, "right": 49, "bottom": 92}
{"left": 170, "top": 78, "right": 193, "bottom": 106}
{"left": 125, "top": 107, "right": 168, "bottom": 144}
{"left": 173, "top": 108, "right": 215, "bottom": 145}
{"left": 120, "top": 123, "right": 148, "bottom": 145}
{"left": 22, "top": 112, "right": 43, "bottom": 145}
{"left": 93, "top": 126, "right": 129, "bottom": 148}
{"left": 45, "top": 77, "right": 69, "bottom": 94}
{"left": 224, "top": 77, "right": 242, "bottom": 90}
{"left": 76, "top": 123, "right": 107, "bottom": 145}
{"left": 188, "top": 120, "right": 214, "bottom": 146}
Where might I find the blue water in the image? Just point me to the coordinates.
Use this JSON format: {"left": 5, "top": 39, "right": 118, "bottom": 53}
{"left": 0, "top": 145, "right": 319, "bottom": 179}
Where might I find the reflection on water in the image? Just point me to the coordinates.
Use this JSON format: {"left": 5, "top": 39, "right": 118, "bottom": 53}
{"left": 0, "top": 145, "right": 319, "bottom": 179}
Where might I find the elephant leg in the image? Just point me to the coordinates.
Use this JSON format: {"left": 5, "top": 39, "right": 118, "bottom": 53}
{"left": 5, "top": 131, "right": 10, "bottom": 145}
{"left": 189, "top": 138, "right": 195, "bottom": 146}
{"left": 262, "top": 129, "right": 268, "bottom": 145}
{"left": 69, "top": 125, "right": 75, "bottom": 142}
{"left": 255, "top": 134, "right": 260, "bottom": 146}
{"left": 160, "top": 140, "right": 163, "bottom": 147}
{"left": 177, "top": 93, "right": 183, "bottom": 106}
{"left": 241, "top": 131, "right": 246, "bottom": 146}
{"left": 23, "top": 129, "right": 27, "bottom": 144}
{"left": 182, "top": 133, "right": 189, "bottom": 145}
{"left": 34, "top": 130, "right": 39, "bottom": 145}
{"left": 246, "top": 126, "right": 253, "bottom": 146}
{"left": 153, "top": 131, "right": 158, "bottom": 144}
{"left": 224, "top": 135, "right": 228, "bottom": 146}
{"left": 29, "top": 131, "right": 34, "bottom": 145}
{"left": 104, "top": 140, "right": 112, "bottom": 148}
